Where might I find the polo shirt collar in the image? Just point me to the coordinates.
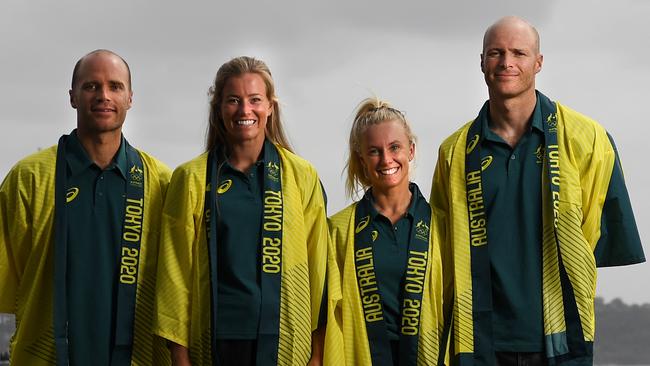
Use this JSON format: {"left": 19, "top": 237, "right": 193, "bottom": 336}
{"left": 531, "top": 92, "right": 544, "bottom": 133}
{"left": 481, "top": 93, "right": 544, "bottom": 143}
{"left": 221, "top": 140, "right": 268, "bottom": 172}
{"left": 65, "top": 129, "right": 128, "bottom": 178}
{"left": 363, "top": 182, "right": 420, "bottom": 220}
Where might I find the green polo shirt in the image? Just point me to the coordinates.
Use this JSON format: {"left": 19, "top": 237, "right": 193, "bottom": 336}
{"left": 365, "top": 184, "right": 422, "bottom": 340}
{"left": 214, "top": 157, "right": 265, "bottom": 339}
{"left": 65, "top": 131, "right": 128, "bottom": 364}
{"left": 479, "top": 100, "right": 545, "bottom": 352}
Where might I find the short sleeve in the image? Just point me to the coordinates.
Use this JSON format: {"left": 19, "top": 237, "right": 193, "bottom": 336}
{"left": 594, "top": 134, "right": 645, "bottom": 267}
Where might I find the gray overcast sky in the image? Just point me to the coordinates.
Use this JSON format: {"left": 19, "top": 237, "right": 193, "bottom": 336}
{"left": 1, "top": 0, "right": 648, "bottom": 303}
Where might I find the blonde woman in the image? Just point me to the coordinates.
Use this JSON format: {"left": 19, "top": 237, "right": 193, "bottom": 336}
{"left": 324, "top": 98, "right": 447, "bottom": 365}
{"left": 154, "top": 56, "right": 328, "bottom": 366}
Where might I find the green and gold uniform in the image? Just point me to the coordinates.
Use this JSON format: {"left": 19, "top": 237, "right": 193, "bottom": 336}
{"left": 430, "top": 92, "right": 645, "bottom": 365}
{"left": 213, "top": 159, "right": 265, "bottom": 339}
{"left": 479, "top": 96, "right": 545, "bottom": 352}
{"left": 153, "top": 141, "right": 328, "bottom": 365}
{"left": 0, "top": 131, "right": 172, "bottom": 365}
{"left": 324, "top": 184, "right": 446, "bottom": 366}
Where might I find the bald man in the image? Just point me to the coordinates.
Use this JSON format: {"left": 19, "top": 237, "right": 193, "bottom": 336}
{"left": 430, "top": 16, "right": 645, "bottom": 366}
{"left": 0, "top": 50, "right": 171, "bottom": 365}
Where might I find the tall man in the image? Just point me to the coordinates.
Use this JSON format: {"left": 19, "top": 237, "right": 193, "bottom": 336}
{"left": 0, "top": 50, "right": 171, "bottom": 365}
{"left": 431, "top": 17, "right": 645, "bottom": 365}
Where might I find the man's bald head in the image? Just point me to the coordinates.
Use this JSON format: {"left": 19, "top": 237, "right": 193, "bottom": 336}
{"left": 483, "top": 16, "right": 540, "bottom": 55}
{"left": 71, "top": 49, "right": 132, "bottom": 91}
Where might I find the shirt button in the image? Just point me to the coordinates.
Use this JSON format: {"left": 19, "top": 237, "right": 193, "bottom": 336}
{"left": 511, "top": 155, "right": 516, "bottom": 160}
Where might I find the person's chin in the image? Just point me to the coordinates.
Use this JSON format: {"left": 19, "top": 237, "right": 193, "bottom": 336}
{"left": 373, "top": 176, "right": 405, "bottom": 192}
{"left": 88, "top": 120, "right": 123, "bottom": 134}
{"left": 491, "top": 85, "right": 525, "bottom": 99}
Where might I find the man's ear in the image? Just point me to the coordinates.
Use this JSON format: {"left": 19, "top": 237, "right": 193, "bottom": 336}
{"left": 127, "top": 90, "right": 133, "bottom": 110}
{"left": 69, "top": 89, "right": 77, "bottom": 109}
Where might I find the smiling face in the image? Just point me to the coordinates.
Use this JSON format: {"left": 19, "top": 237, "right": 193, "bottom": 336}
{"left": 69, "top": 51, "right": 133, "bottom": 135}
{"left": 219, "top": 72, "right": 273, "bottom": 147}
{"left": 481, "top": 17, "right": 543, "bottom": 101}
{"left": 359, "top": 119, "right": 414, "bottom": 194}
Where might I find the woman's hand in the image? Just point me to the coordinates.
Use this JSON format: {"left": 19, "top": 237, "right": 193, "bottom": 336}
{"left": 169, "top": 341, "right": 191, "bottom": 366}
{"left": 307, "top": 327, "right": 325, "bottom": 366}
